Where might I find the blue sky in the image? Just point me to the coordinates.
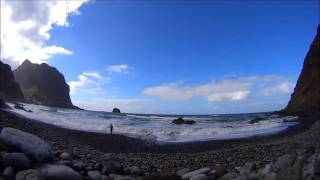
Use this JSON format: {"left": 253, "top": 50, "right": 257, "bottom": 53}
{"left": 2, "top": 0, "right": 319, "bottom": 114}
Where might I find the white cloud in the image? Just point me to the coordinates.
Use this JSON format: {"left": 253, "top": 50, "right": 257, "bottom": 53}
{"left": 74, "top": 98, "right": 146, "bottom": 113}
{"left": 106, "top": 64, "right": 130, "bottom": 74}
{"left": 68, "top": 71, "right": 110, "bottom": 95}
{"left": 143, "top": 75, "right": 294, "bottom": 102}
{"left": 1, "top": 0, "right": 90, "bottom": 68}
{"left": 261, "top": 82, "right": 294, "bottom": 96}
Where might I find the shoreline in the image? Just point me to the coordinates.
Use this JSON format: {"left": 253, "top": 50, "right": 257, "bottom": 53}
{"left": 0, "top": 109, "right": 314, "bottom": 153}
{"left": 1, "top": 108, "right": 319, "bottom": 174}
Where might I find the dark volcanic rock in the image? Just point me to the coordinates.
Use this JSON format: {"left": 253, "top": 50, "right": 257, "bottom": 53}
{"left": 13, "top": 60, "right": 76, "bottom": 108}
{"left": 172, "top": 117, "right": 196, "bottom": 125}
{"left": 0, "top": 60, "right": 24, "bottom": 101}
{"left": 283, "top": 25, "right": 320, "bottom": 115}
{"left": 112, "top": 108, "right": 121, "bottom": 113}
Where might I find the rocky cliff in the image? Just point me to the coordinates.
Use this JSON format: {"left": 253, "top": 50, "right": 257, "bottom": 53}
{"left": 283, "top": 25, "right": 320, "bottom": 115}
{"left": 13, "top": 60, "right": 76, "bottom": 108}
{"left": 0, "top": 61, "right": 25, "bottom": 101}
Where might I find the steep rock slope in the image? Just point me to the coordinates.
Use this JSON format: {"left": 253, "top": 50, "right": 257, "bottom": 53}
{"left": 0, "top": 60, "right": 24, "bottom": 101}
{"left": 14, "top": 60, "right": 76, "bottom": 108}
{"left": 283, "top": 25, "right": 320, "bottom": 115}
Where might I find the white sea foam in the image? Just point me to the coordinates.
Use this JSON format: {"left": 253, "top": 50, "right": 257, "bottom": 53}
{"left": 5, "top": 103, "right": 299, "bottom": 143}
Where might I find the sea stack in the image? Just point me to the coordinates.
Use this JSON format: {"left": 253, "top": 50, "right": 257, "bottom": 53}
{"left": 0, "top": 60, "right": 25, "bottom": 101}
{"left": 13, "top": 60, "right": 76, "bottom": 109}
{"left": 112, "top": 108, "right": 121, "bottom": 113}
{"left": 283, "top": 25, "right": 320, "bottom": 116}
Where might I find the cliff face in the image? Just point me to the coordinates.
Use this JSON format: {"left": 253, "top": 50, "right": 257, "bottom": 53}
{"left": 283, "top": 25, "right": 320, "bottom": 115}
{"left": 13, "top": 60, "right": 76, "bottom": 108}
{"left": 0, "top": 60, "right": 25, "bottom": 101}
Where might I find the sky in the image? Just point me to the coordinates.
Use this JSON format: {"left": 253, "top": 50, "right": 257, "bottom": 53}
{"left": 1, "top": 0, "right": 319, "bottom": 114}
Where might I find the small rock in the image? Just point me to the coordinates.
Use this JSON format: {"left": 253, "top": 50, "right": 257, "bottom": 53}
{"left": 215, "top": 165, "right": 227, "bottom": 178}
{"left": 2, "top": 153, "right": 32, "bottom": 171}
{"left": 87, "top": 170, "right": 102, "bottom": 180}
{"left": 189, "top": 174, "right": 209, "bottom": 180}
{"left": 60, "top": 152, "right": 73, "bottom": 161}
{"left": 37, "top": 164, "right": 82, "bottom": 180}
{"left": 176, "top": 168, "right": 190, "bottom": 177}
{"left": 73, "top": 162, "right": 85, "bottom": 172}
{"left": 239, "top": 162, "right": 256, "bottom": 175}
{"left": 182, "top": 168, "right": 210, "bottom": 179}
{"left": 218, "top": 172, "right": 237, "bottom": 180}
{"left": 15, "top": 169, "right": 46, "bottom": 180}
{"left": 273, "top": 154, "right": 295, "bottom": 172}
{"left": 3, "top": 166, "right": 15, "bottom": 180}
{"left": 315, "top": 158, "right": 320, "bottom": 175}
{"left": 102, "top": 162, "right": 124, "bottom": 175}
{"left": 94, "top": 163, "right": 103, "bottom": 171}
{"left": 125, "top": 166, "right": 142, "bottom": 176}
{"left": 143, "top": 172, "right": 181, "bottom": 180}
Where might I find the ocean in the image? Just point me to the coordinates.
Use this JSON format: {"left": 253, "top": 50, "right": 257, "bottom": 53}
{"left": 6, "top": 103, "right": 299, "bottom": 143}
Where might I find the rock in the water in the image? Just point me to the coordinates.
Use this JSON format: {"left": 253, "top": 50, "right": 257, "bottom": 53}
{"left": 36, "top": 164, "right": 82, "bottom": 180}
{"left": 189, "top": 174, "right": 209, "bottom": 180}
{"left": 112, "top": 108, "right": 121, "bottom": 113}
{"left": 3, "top": 166, "right": 15, "bottom": 180}
{"left": 15, "top": 169, "right": 46, "bottom": 180}
{"left": 282, "top": 25, "right": 320, "bottom": 115}
{"left": 87, "top": 170, "right": 102, "bottom": 180}
{"left": 0, "top": 60, "right": 25, "bottom": 101}
{"left": 2, "top": 153, "right": 32, "bottom": 171}
{"left": 181, "top": 168, "right": 210, "bottom": 179}
{"left": 248, "top": 117, "right": 264, "bottom": 124}
{"left": 0, "top": 127, "right": 53, "bottom": 163}
{"left": 13, "top": 59, "right": 77, "bottom": 109}
{"left": 172, "top": 117, "right": 196, "bottom": 125}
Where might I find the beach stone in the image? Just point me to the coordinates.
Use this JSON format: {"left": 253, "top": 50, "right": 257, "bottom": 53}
{"left": 273, "top": 154, "right": 295, "bottom": 172}
{"left": 94, "top": 163, "right": 103, "bottom": 171}
{"left": 73, "top": 162, "right": 85, "bottom": 172}
{"left": 215, "top": 165, "right": 227, "bottom": 178}
{"left": 176, "top": 168, "right": 190, "bottom": 177}
{"left": 0, "top": 128, "right": 53, "bottom": 163}
{"left": 36, "top": 164, "right": 82, "bottom": 180}
{"left": 189, "top": 174, "right": 209, "bottom": 180}
{"left": 2, "top": 153, "right": 32, "bottom": 171}
{"left": 277, "top": 157, "right": 304, "bottom": 180}
{"left": 218, "top": 172, "right": 237, "bottom": 180}
{"left": 15, "top": 169, "right": 45, "bottom": 180}
{"left": 101, "top": 176, "right": 113, "bottom": 180}
{"left": 143, "top": 172, "right": 181, "bottom": 180}
{"left": 239, "top": 162, "right": 256, "bottom": 175}
{"left": 87, "top": 170, "right": 102, "bottom": 180}
{"left": 60, "top": 152, "right": 73, "bottom": 161}
{"left": 125, "top": 166, "right": 142, "bottom": 176}
{"left": 102, "top": 162, "right": 124, "bottom": 175}
{"left": 315, "top": 158, "right": 320, "bottom": 175}
{"left": 3, "top": 166, "right": 15, "bottom": 180}
{"left": 182, "top": 168, "right": 210, "bottom": 179}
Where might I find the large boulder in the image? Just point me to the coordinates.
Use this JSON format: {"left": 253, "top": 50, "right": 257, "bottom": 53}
{"left": 282, "top": 25, "right": 320, "bottom": 116}
{"left": 13, "top": 60, "right": 76, "bottom": 108}
{"left": 0, "top": 127, "right": 53, "bottom": 163}
{"left": 36, "top": 164, "right": 82, "bottom": 180}
{"left": 0, "top": 60, "right": 24, "bottom": 101}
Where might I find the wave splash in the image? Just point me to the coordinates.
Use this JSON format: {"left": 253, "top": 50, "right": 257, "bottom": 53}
{"left": 5, "top": 103, "right": 299, "bottom": 143}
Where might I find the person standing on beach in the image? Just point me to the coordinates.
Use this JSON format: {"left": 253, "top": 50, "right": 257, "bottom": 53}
{"left": 109, "top": 124, "right": 114, "bottom": 135}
